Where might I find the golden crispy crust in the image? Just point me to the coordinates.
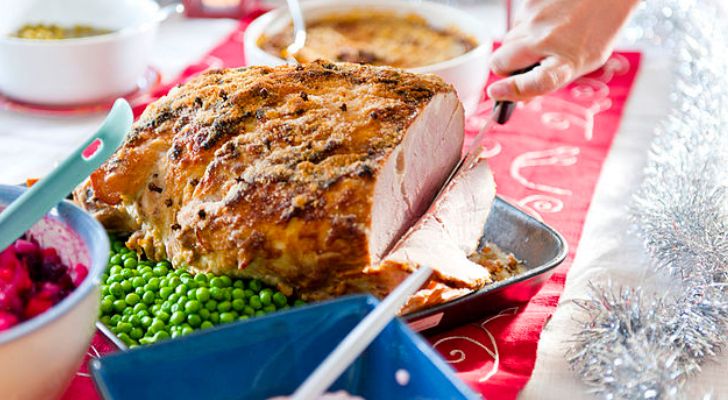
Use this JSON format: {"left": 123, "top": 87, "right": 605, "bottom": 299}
{"left": 76, "top": 61, "right": 454, "bottom": 299}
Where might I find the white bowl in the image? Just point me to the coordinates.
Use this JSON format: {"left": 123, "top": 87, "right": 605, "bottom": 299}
{"left": 0, "top": 185, "right": 110, "bottom": 400}
{"left": 244, "top": 0, "right": 493, "bottom": 116}
{"left": 0, "top": 0, "right": 160, "bottom": 106}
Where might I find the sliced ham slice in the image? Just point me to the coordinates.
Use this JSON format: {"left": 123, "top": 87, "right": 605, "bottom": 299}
{"left": 371, "top": 155, "right": 497, "bottom": 313}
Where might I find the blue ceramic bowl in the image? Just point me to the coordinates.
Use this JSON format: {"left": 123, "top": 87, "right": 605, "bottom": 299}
{"left": 0, "top": 184, "right": 110, "bottom": 399}
{"left": 91, "top": 295, "right": 478, "bottom": 400}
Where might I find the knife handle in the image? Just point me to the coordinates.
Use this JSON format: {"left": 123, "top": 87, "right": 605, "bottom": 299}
{"left": 493, "top": 64, "right": 540, "bottom": 124}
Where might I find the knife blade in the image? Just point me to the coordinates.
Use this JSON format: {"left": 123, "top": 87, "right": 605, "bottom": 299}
{"left": 432, "top": 64, "right": 537, "bottom": 202}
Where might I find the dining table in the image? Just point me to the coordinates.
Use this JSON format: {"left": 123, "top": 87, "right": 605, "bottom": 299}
{"left": 0, "top": 1, "right": 725, "bottom": 398}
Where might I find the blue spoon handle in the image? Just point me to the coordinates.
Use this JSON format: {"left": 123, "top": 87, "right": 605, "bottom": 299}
{"left": 0, "top": 99, "right": 133, "bottom": 251}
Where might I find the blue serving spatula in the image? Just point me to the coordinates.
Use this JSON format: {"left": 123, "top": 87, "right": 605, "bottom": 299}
{"left": 0, "top": 99, "right": 133, "bottom": 251}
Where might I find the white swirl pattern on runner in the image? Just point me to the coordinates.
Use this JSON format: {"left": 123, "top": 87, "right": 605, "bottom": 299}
{"left": 432, "top": 308, "right": 519, "bottom": 383}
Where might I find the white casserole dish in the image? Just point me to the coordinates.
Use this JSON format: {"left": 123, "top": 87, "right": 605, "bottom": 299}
{"left": 0, "top": 0, "right": 161, "bottom": 106}
{"left": 244, "top": 0, "right": 493, "bottom": 116}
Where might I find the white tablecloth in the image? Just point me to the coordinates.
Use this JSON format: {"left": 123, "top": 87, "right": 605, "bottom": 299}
{"left": 0, "top": 5, "right": 724, "bottom": 399}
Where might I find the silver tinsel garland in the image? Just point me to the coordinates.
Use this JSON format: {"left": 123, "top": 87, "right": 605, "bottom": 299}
{"left": 566, "top": 1, "right": 728, "bottom": 398}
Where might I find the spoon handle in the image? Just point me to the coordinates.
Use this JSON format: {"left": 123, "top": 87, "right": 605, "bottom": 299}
{"left": 0, "top": 99, "right": 133, "bottom": 251}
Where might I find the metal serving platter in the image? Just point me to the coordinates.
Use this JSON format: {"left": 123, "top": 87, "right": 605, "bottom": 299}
{"left": 403, "top": 197, "right": 567, "bottom": 334}
{"left": 97, "top": 196, "right": 566, "bottom": 348}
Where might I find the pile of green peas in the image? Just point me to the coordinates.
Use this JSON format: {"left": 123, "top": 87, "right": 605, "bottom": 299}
{"left": 99, "top": 238, "right": 305, "bottom": 348}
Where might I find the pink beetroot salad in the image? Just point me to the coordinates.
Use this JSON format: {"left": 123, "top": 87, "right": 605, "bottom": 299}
{"left": 0, "top": 237, "right": 88, "bottom": 332}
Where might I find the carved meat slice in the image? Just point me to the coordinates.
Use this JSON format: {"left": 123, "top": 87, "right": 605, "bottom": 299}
{"left": 74, "top": 61, "right": 464, "bottom": 300}
{"left": 373, "top": 156, "right": 497, "bottom": 313}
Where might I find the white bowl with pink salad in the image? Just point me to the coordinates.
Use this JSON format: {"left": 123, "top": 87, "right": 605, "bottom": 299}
{"left": 0, "top": 184, "right": 109, "bottom": 399}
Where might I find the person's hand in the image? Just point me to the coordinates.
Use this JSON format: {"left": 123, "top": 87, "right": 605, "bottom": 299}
{"left": 487, "top": 0, "right": 640, "bottom": 101}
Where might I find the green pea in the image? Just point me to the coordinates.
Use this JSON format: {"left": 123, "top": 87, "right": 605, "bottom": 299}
{"left": 248, "top": 280, "right": 262, "bottom": 292}
{"left": 123, "top": 258, "right": 138, "bottom": 269}
{"left": 205, "top": 300, "right": 218, "bottom": 311}
{"left": 136, "top": 310, "right": 149, "bottom": 319}
{"left": 130, "top": 277, "right": 144, "bottom": 288}
{"left": 110, "top": 315, "right": 122, "bottom": 326}
{"left": 176, "top": 296, "right": 188, "bottom": 306}
{"left": 199, "top": 308, "right": 210, "bottom": 320}
{"left": 263, "top": 304, "right": 276, "bottom": 313}
{"left": 232, "top": 299, "right": 245, "bottom": 311}
{"left": 187, "top": 314, "right": 202, "bottom": 327}
{"left": 220, "top": 276, "right": 232, "bottom": 288}
{"left": 181, "top": 326, "right": 194, "bottom": 336}
{"left": 294, "top": 299, "right": 307, "bottom": 307}
{"left": 100, "top": 299, "right": 114, "bottom": 314}
{"left": 153, "top": 265, "right": 168, "bottom": 276}
{"left": 154, "top": 330, "right": 170, "bottom": 341}
{"left": 123, "top": 307, "right": 133, "bottom": 316}
{"left": 109, "top": 254, "right": 123, "bottom": 266}
{"left": 140, "top": 316, "right": 152, "bottom": 328}
{"left": 121, "top": 280, "right": 132, "bottom": 293}
{"left": 232, "top": 288, "right": 245, "bottom": 300}
{"left": 125, "top": 293, "right": 140, "bottom": 306}
{"left": 100, "top": 315, "right": 112, "bottom": 326}
{"left": 196, "top": 287, "right": 211, "bottom": 302}
{"left": 259, "top": 291, "right": 272, "bottom": 306}
{"left": 109, "top": 282, "right": 123, "bottom": 297}
{"left": 157, "top": 311, "right": 171, "bottom": 323}
{"left": 210, "top": 287, "right": 224, "bottom": 301}
{"left": 159, "top": 287, "right": 173, "bottom": 299}
{"left": 184, "top": 300, "right": 201, "bottom": 313}
{"left": 145, "top": 277, "right": 159, "bottom": 290}
{"left": 109, "top": 265, "right": 122, "bottom": 275}
{"left": 243, "top": 306, "right": 254, "bottom": 316}
{"left": 210, "top": 277, "right": 224, "bottom": 288}
{"left": 273, "top": 292, "right": 288, "bottom": 307}
{"left": 209, "top": 312, "right": 220, "bottom": 324}
{"left": 170, "top": 311, "right": 186, "bottom": 325}
{"left": 112, "top": 241, "right": 125, "bottom": 253}
{"left": 244, "top": 289, "right": 255, "bottom": 298}
{"left": 168, "top": 293, "right": 180, "bottom": 303}
{"left": 194, "top": 274, "right": 208, "bottom": 283}
{"left": 233, "top": 280, "right": 244, "bottom": 289}
{"left": 141, "top": 291, "right": 154, "bottom": 305}
{"left": 249, "top": 295, "right": 262, "bottom": 310}
{"left": 113, "top": 299, "right": 127, "bottom": 312}
{"left": 139, "top": 337, "right": 155, "bottom": 345}
{"left": 130, "top": 327, "right": 144, "bottom": 340}
{"left": 217, "top": 301, "right": 231, "bottom": 313}
{"left": 220, "top": 312, "right": 236, "bottom": 324}
{"left": 149, "top": 319, "right": 165, "bottom": 334}
{"left": 169, "top": 277, "right": 181, "bottom": 287}
{"left": 116, "top": 322, "right": 132, "bottom": 334}
{"left": 238, "top": 315, "right": 249, "bottom": 322}
{"left": 129, "top": 314, "right": 141, "bottom": 326}
{"left": 175, "top": 284, "right": 188, "bottom": 295}
{"left": 186, "top": 289, "right": 197, "bottom": 300}
{"left": 201, "top": 321, "right": 214, "bottom": 330}
{"left": 255, "top": 310, "right": 266, "bottom": 317}
{"left": 117, "top": 332, "right": 135, "bottom": 346}
{"left": 134, "top": 287, "right": 144, "bottom": 296}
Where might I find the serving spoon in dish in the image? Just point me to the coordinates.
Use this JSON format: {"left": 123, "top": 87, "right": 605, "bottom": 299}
{"left": 0, "top": 99, "right": 133, "bottom": 252}
{"left": 283, "top": 0, "right": 307, "bottom": 64}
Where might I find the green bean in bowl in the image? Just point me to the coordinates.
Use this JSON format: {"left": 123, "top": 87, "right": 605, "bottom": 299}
{"left": 99, "top": 237, "right": 305, "bottom": 348}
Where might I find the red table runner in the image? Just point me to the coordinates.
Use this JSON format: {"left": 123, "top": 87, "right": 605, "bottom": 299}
{"left": 62, "top": 19, "right": 641, "bottom": 400}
